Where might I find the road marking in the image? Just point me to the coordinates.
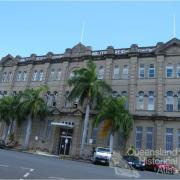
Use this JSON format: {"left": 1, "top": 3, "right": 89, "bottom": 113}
{"left": 23, "top": 173, "right": 30, "bottom": 178}
{"left": 113, "top": 167, "right": 140, "bottom": 178}
{"left": 0, "top": 164, "right": 9, "bottom": 167}
{"left": 48, "top": 177, "right": 65, "bottom": 179}
{"left": 30, "top": 168, "right": 34, "bottom": 172}
{"left": 20, "top": 166, "right": 32, "bottom": 170}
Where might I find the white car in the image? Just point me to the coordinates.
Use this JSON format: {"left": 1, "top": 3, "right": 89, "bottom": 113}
{"left": 92, "top": 147, "right": 112, "bottom": 166}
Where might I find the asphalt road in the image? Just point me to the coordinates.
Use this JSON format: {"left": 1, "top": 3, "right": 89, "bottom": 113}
{"left": 0, "top": 149, "right": 180, "bottom": 179}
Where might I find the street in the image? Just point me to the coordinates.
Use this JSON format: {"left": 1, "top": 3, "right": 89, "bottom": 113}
{"left": 0, "top": 149, "right": 180, "bottom": 179}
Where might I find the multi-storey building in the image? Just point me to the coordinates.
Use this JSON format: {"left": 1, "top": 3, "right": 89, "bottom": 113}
{"left": 1, "top": 38, "right": 180, "bottom": 158}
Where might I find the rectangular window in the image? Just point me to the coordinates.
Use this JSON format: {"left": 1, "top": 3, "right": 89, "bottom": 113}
{"left": 148, "top": 96, "right": 154, "bottom": 111}
{"left": 146, "top": 127, "right": 153, "bottom": 150}
{"left": 178, "top": 98, "right": 180, "bottom": 111}
{"left": 113, "top": 65, "right": 120, "bottom": 79}
{"left": 166, "top": 128, "right": 173, "bottom": 151}
{"left": 137, "top": 96, "right": 144, "bottom": 110}
{"left": 139, "top": 64, "right": 145, "bottom": 78}
{"left": 177, "top": 66, "right": 180, "bottom": 78}
{"left": 39, "top": 70, "right": 43, "bottom": 81}
{"left": 166, "top": 96, "right": 174, "bottom": 112}
{"left": 148, "top": 64, "right": 155, "bottom": 78}
{"left": 136, "top": 126, "right": 143, "bottom": 150}
{"left": 166, "top": 66, "right": 173, "bottom": 78}
{"left": 123, "top": 65, "right": 128, "bottom": 79}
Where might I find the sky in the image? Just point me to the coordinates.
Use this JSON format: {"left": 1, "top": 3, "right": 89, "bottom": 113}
{"left": 0, "top": 1, "right": 180, "bottom": 58}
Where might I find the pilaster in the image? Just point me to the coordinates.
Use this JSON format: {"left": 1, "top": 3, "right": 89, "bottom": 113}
{"left": 129, "top": 56, "right": 138, "bottom": 114}
{"left": 156, "top": 55, "right": 165, "bottom": 115}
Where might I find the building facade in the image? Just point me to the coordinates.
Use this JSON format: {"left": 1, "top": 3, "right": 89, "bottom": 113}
{"left": 1, "top": 38, "right": 180, "bottom": 158}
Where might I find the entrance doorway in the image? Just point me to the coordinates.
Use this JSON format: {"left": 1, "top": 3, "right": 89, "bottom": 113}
{"left": 58, "top": 128, "right": 73, "bottom": 155}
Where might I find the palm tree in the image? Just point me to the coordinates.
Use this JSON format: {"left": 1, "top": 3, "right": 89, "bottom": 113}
{"left": 94, "top": 97, "right": 133, "bottom": 153}
{"left": 0, "top": 95, "right": 20, "bottom": 142}
{"left": 68, "top": 60, "right": 111, "bottom": 156}
{"left": 17, "top": 86, "right": 48, "bottom": 149}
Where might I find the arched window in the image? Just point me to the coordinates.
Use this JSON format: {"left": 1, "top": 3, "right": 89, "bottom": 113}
{"left": 137, "top": 91, "right": 144, "bottom": 110}
{"left": 32, "top": 70, "right": 38, "bottom": 81}
{"left": 7, "top": 72, "right": 12, "bottom": 82}
{"left": 123, "top": 65, "right": 128, "bottom": 79}
{"left": 166, "top": 91, "right": 174, "bottom": 112}
{"left": 177, "top": 64, "right": 180, "bottom": 78}
{"left": 50, "top": 69, "right": 55, "bottom": 81}
{"left": 113, "top": 65, "right": 120, "bottom": 79}
{"left": 139, "top": 64, "right": 145, "bottom": 78}
{"left": 112, "top": 90, "right": 118, "bottom": 98}
{"left": 166, "top": 64, "right": 173, "bottom": 78}
{"left": 16, "top": 71, "right": 22, "bottom": 81}
{"left": 39, "top": 70, "right": 44, "bottom": 81}
{"left": 148, "top": 91, "right": 154, "bottom": 111}
{"left": 22, "top": 71, "right": 27, "bottom": 81}
{"left": 97, "top": 66, "right": 104, "bottom": 80}
{"left": 57, "top": 69, "right": 62, "bottom": 80}
{"left": 2, "top": 72, "right": 7, "bottom": 82}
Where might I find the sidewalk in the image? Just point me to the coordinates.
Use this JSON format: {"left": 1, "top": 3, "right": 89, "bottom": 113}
{"left": 7, "top": 147, "right": 91, "bottom": 163}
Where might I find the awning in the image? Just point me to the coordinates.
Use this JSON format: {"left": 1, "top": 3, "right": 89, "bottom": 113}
{"left": 51, "top": 122, "right": 74, "bottom": 128}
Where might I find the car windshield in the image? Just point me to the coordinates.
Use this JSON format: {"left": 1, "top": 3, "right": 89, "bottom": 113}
{"left": 97, "top": 148, "right": 111, "bottom": 153}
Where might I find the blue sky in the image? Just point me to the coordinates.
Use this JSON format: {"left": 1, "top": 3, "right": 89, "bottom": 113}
{"left": 0, "top": 1, "right": 179, "bottom": 57}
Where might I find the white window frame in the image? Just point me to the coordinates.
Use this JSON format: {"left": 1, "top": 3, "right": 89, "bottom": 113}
{"left": 177, "top": 64, "right": 180, "bottom": 78}
{"left": 39, "top": 70, "right": 44, "bottom": 81}
{"left": 148, "top": 64, "right": 155, "bottom": 78}
{"left": 123, "top": 65, "right": 128, "bottom": 79}
{"left": 57, "top": 69, "right": 62, "bottom": 80}
{"left": 166, "top": 91, "right": 174, "bottom": 112}
{"left": 137, "top": 91, "right": 144, "bottom": 110}
{"left": 165, "top": 128, "right": 173, "bottom": 151}
{"left": 50, "top": 69, "right": 55, "bottom": 81}
{"left": 32, "top": 70, "right": 38, "bottom": 81}
{"left": 113, "top": 65, "right": 120, "bottom": 79}
{"left": 147, "top": 91, "right": 154, "bottom": 111}
{"left": 17, "top": 71, "right": 22, "bottom": 81}
{"left": 146, "top": 127, "right": 153, "bottom": 150}
{"left": 139, "top": 64, "right": 145, "bottom": 78}
{"left": 166, "top": 64, "right": 173, "bottom": 78}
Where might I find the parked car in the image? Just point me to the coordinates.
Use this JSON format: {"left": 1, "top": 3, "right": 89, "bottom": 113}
{"left": 123, "top": 155, "right": 145, "bottom": 170}
{"left": 0, "top": 140, "right": 5, "bottom": 149}
{"left": 145, "top": 157, "right": 176, "bottom": 174}
{"left": 92, "top": 147, "right": 112, "bottom": 166}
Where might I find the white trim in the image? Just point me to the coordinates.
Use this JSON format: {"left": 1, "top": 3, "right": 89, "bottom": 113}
{"left": 51, "top": 122, "right": 74, "bottom": 128}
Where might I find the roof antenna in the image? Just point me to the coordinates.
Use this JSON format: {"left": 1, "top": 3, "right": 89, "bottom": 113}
{"left": 173, "top": 14, "right": 176, "bottom": 38}
{"left": 80, "top": 22, "right": 85, "bottom": 43}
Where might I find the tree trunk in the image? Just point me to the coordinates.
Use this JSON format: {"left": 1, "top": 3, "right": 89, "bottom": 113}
{"left": 110, "top": 133, "right": 114, "bottom": 153}
{"left": 2, "top": 124, "right": 10, "bottom": 142}
{"left": 80, "top": 103, "right": 90, "bottom": 157}
{"left": 23, "top": 115, "right": 32, "bottom": 149}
